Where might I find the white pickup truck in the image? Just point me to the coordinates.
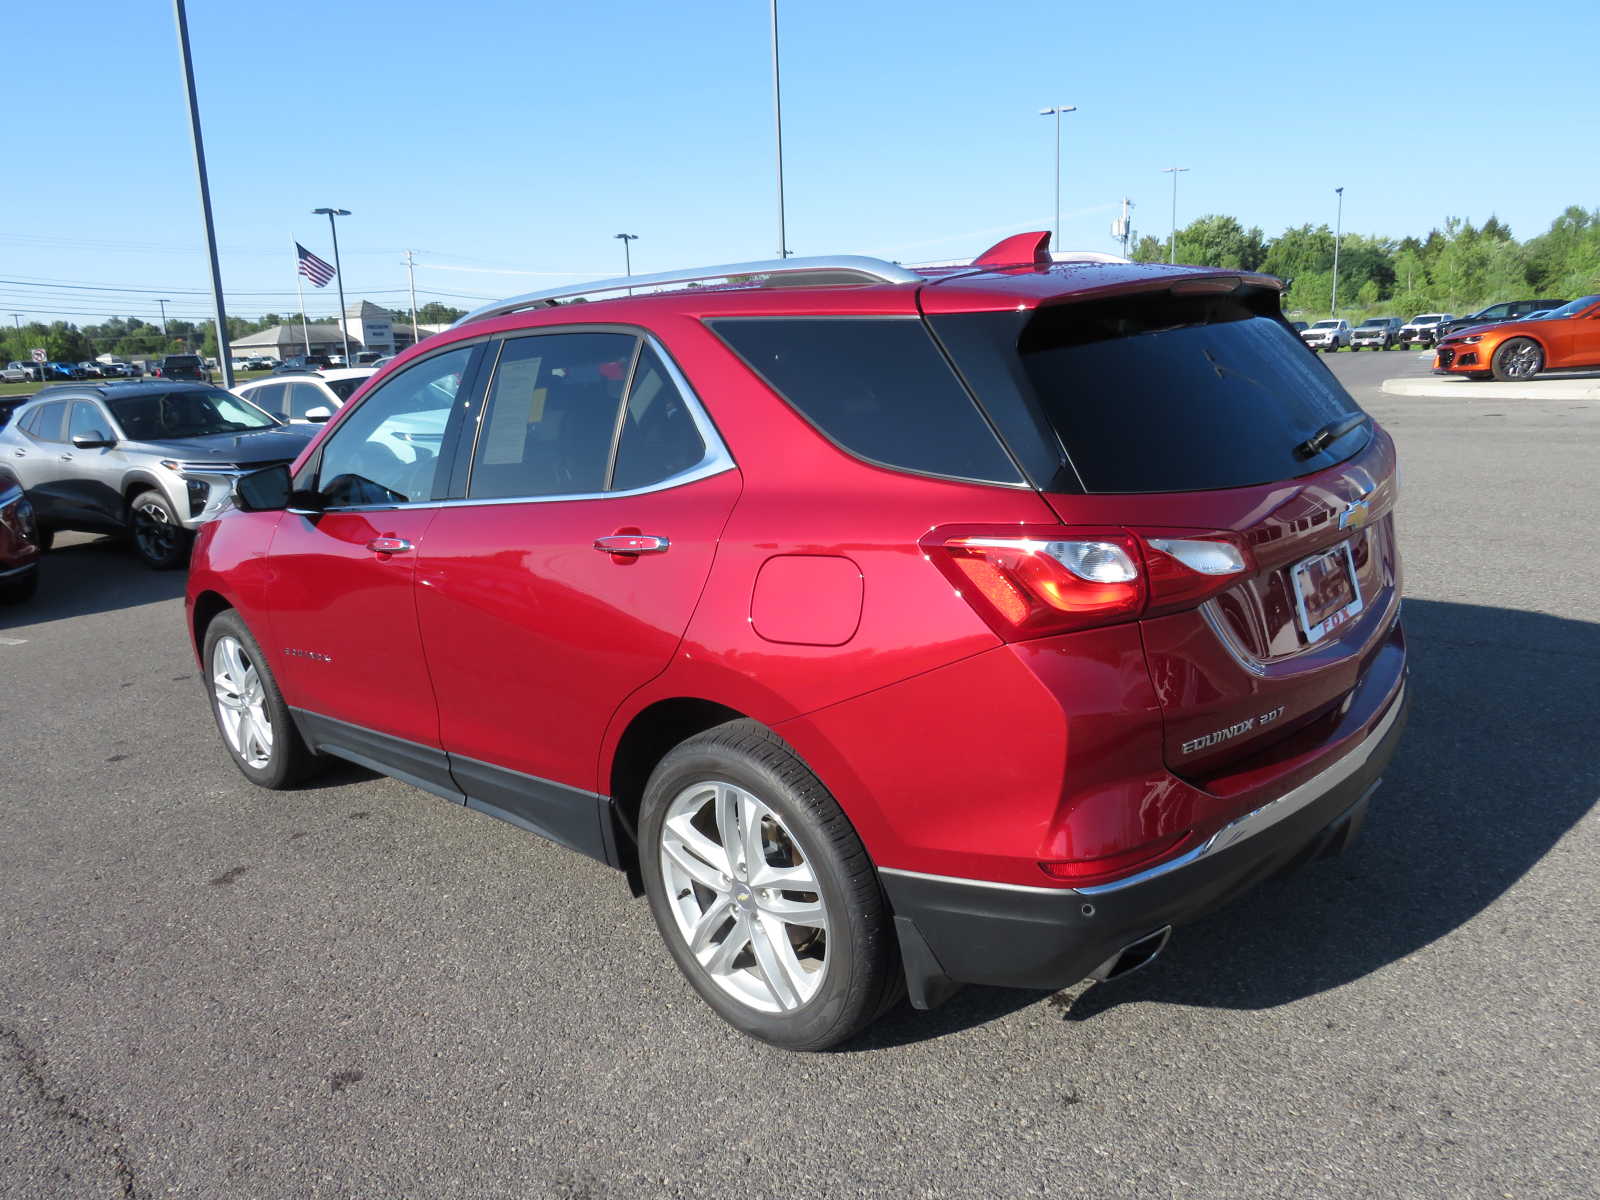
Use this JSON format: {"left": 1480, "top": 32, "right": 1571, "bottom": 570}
{"left": 1299, "top": 319, "right": 1351, "bottom": 352}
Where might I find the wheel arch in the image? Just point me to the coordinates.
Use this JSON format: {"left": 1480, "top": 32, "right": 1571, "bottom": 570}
{"left": 121, "top": 470, "right": 168, "bottom": 509}
{"left": 190, "top": 589, "right": 233, "bottom": 654}
{"left": 606, "top": 697, "right": 750, "bottom": 891}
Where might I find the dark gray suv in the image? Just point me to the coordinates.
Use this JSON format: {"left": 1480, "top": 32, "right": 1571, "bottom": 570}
{"left": 0, "top": 382, "right": 314, "bottom": 567}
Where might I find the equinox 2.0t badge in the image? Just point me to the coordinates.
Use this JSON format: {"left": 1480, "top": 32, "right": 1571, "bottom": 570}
{"left": 282, "top": 648, "right": 333, "bottom": 664}
{"left": 1181, "top": 706, "right": 1285, "bottom": 755}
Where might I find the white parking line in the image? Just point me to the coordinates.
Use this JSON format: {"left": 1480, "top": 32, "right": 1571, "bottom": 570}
{"left": 0, "top": 636, "right": 27, "bottom": 646}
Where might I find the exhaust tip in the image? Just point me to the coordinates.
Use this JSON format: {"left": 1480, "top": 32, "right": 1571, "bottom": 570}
{"left": 1089, "top": 926, "right": 1172, "bottom": 983}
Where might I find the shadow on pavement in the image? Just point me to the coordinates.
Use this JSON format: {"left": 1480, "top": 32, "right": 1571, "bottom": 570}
{"left": 857, "top": 597, "right": 1599, "bottom": 1046}
{"left": 0, "top": 535, "right": 187, "bottom": 631}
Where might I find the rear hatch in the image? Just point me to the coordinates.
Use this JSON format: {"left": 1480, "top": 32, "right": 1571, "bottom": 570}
{"left": 924, "top": 279, "right": 1401, "bottom": 783}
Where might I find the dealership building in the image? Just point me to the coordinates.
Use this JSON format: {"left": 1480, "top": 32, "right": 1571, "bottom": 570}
{"left": 229, "top": 301, "right": 446, "bottom": 358}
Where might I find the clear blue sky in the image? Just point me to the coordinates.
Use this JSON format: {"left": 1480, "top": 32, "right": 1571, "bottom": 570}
{"left": 6, "top": 0, "right": 1598, "bottom": 327}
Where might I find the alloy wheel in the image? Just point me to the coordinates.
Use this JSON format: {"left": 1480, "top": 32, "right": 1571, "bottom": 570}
{"left": 133, "top": 498, "right": 179, "bottom": 562}
{"left": 1502, "top": 341, "right": 1542, "bottom": 379}
{"left": 658, "top": 781, "right": 830, "bottom": 1013}
{"left": 212, "top": 635, "right": 273, "bottom": 769}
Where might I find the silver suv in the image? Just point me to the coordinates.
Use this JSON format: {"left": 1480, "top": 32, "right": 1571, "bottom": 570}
{"left": 0, "top": 381, "right": 314, "bottom": 568}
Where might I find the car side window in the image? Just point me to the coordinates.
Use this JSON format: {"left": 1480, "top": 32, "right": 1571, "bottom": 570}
{"left": 285, "top": 382, "right": 328, "bottom": 420}
{"left": 68, "top": 401, "right": 108, "bottom": 442}
{"left": 247, "top": 382, "right": 288, "bottom": 418}
{"left": 315, "top": 345, "right": 473, "bottom": 508}
{"left": 24, "top": 401, "right": 67, "bottom": 442}
{"left": 610, "top": 344, "right": 708, "bottom": 492}
{"left": 466, "top": 332, "right": 636, "bottom": 500}
{"left": 1482, "top": 304, "right": 1510, "bottom": 319}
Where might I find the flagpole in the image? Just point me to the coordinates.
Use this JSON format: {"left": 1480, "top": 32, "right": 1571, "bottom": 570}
{"left": 293, "top": 240, "right": 312, "bottom": 359}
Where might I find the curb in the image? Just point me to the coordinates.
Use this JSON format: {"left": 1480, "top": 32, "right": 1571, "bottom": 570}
{"left": 1380, "top": 376, "right": 1600, "bottom": 400}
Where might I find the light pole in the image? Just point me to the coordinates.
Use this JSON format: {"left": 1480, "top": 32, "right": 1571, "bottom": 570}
{"left": 1330, "top": 186, "right": 1345, "bottom": 316}
{"left": 1038, "top": 106, "right": 1077, "bottom": 253}
{"left": 171, "top": 0, "right": 233, "bottom": 387}
{"left": 769, "top": 0, "right": 788, "bottom": 258}
{"left": 1162, "top": 166, "right": 1189, "bottom": 264}
{"left": 313, "top": 208, "right": 352, "bottom": 363}
{"left": 158, "top": 298, "right": 170, "bottom": 337}
{"left": 614, "top": 233, "right": 638, "bottom": 276}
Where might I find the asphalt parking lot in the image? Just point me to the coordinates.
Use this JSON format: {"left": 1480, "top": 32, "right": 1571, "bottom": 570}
{"left": 2, "top": 348, "right": 1596, "bottom": 1199}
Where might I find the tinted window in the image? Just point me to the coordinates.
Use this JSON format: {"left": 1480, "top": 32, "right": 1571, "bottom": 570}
{"left": 968, "top": 295, "right": 1366, "bottom": 494}
{"left": 325, "top": 377, "right": 366, "bottom": 402}
{"left": 317, "top": 346, "right": 470, "bottom": 507}
{"left": 245, "top": 382, "right": 288, "bottom": 417}
{"left": 108, "top": 389, "right": 275, "bottom": 439}
{"left": 69, "top": 401, "right": 108, "bottom": 441}
{"left": 467, "top": 332, "right": 634, "bottom": 500}
{"left": 611, "top": 345, "right": 707, "bottom": 492}
{"left": 25, "top": 401, "right": 67, "bottom": 442}
{"left": 710, "top": 318, "right": 1020, "bottom": 485}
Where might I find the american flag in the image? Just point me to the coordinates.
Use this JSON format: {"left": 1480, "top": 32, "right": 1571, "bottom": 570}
{"left": 296, "top": 242, "right": 335, "bottom": 288}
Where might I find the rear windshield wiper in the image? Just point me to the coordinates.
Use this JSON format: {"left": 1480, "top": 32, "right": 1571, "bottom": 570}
{"left": 1294, "top": 413, "right": 1369, "bottom": 460}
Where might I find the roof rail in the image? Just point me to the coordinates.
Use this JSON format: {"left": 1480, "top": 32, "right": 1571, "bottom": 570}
{"left": 451, "top": 254, "right": 924, "bottom": 327}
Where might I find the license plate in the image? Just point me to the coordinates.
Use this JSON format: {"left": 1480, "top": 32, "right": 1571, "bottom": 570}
{"left": 1290, "top": 543, "right": 1363, "bottom": 644}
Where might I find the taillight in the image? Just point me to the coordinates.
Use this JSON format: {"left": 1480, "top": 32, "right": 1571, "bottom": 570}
{"left": 922, "top": 525, "right": 1252, "bottom": 640}
{"left": 1038, "top": 830, "right": 1192, "bottom": 885}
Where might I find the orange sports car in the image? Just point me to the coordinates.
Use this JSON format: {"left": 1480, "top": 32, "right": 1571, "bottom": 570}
{"left": 1434, "top": 294, "right": 1600, "bottom": 380}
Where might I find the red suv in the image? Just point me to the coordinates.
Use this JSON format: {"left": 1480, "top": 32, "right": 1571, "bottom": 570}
{"left": 187, "top": 233, "right": 1408, "bottom": 1050}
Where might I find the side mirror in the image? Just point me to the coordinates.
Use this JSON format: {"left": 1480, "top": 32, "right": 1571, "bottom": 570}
{"left": 304, "top": 406, "right": 333, "bottom": 423}
{"left": 234, "top": 463, "right": 293, "bottom": 512}
{"left": 72, "top": 432, "right": 116, "bottom": 450}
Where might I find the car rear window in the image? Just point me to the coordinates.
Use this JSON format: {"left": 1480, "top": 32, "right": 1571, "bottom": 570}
{"left": 165, "top": 356, "right": 202, "bottom": 367}
{"left": 932, "top": 294, "right": 1367, "bottom": 495}
{"left": 709, "top": 317, "right": 1021, "bottom": 486}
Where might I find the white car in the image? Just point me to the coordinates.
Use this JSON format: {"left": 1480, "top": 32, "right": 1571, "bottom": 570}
{"left": 1398, "top": 313, "right": 1456, "bottom": 348}
{"left": 232, "top": 367, "right": 444, "bottom": 462}
{"left": 234, "top": 368, "right": 376, "bottom": 424}
{"left": 1299, "top": 319, "right": 1351, "bottom": 352}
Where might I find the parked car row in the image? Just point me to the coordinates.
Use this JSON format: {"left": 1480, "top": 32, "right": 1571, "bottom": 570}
{"left": 0, "top": 380, "right": 315, "bottom": 568}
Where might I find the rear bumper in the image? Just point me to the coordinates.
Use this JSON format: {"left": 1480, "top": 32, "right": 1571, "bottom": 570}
{"left": 882, "top": 680, "right": 1409, "bottom": 1007}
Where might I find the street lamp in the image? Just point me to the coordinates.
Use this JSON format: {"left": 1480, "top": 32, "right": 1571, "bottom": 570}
{"left": 770, "top": 0, "right": 788, "bottom": 258}
{"left": 1330, "top": 186, "right": 1345, "bottom": 316}
{"left": 1038, "top": 106, "right": 1077, "bottom": 253}
{"left": 1162, "top": 166, "right": 1189, "bottom": 264}
{"left": 312, "top": 207, "right": 352, "bottom": 364}
{"left": 614, "top": 233, "right": 638, "bottom": 277}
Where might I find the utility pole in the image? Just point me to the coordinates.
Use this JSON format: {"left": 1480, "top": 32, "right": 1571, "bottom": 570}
{"left": 614, "top": 234, "right": 639, "bottom": 296}
{"left": 1331, "top": 186, "right": 1345, "bottom": 316}
{"left": 404, "top": 249, "right": 420, "bottom": 348}
{"left": 770, "top": 0, "right": 789, "bottom": 258}
{"left": 158, "top": 298, "right": 170, "bottom": 337}
{"left": 1039, "top": 106, "right": 1077, "bottom": 253}
{"left": 1111, "top": 197, "right": 1134, "bottom": 258}
{"left": 1162, "top": 167, "right": 1189, "bottom": 264}
{"left": 9, "top": 313, "right": 20, "bottom": 332}
{"left": 171, "top": 0, "right": 233, "bottom": 388}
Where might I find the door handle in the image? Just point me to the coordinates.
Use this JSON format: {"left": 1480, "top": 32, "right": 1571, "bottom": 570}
{"left": 11, "top": 450, "right": 24, "bottom": 457}
{"left": 593, "top": 534, "right": 669, "bottom": 556}
{"left": 59, "top": 455, "right": 73, "bottom": 462}
{"left": 366, "top": 536, "right": 413, "bottom": 554}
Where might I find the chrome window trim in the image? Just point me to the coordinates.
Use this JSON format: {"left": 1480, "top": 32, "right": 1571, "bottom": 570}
{"left": 880, "top": 680, "right": 1404, "bottom": 899}
{"left": 313, "top": 328, "right": 735, "bottom": 515}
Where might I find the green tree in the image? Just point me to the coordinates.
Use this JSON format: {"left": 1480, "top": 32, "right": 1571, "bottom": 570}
{"left": 1130, "top": 234, "right": 1166, "bottom": 263}
{"left": 1173, "top": 214, "right": 1268, "bottom": 269}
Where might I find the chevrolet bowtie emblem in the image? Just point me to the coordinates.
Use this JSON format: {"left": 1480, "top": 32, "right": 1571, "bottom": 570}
{"left": 1338, "top": 499, "right": 1371, "bottom": 530}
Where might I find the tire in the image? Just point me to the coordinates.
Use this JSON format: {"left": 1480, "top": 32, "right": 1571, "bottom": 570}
{"left": 0, "top": 565, "right": 37, "bottom": 605}
{"left": 638, "top": 719, "right": 901, "bottom": 1051}
{"left": 1491, "top": 337, "right": 1544, "bottom": 382}
{"left": 202, "top": 609, "right": 323, "bottom": 789}
{"left": 127, "top": 488, "right": 190, "bottom": 569}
